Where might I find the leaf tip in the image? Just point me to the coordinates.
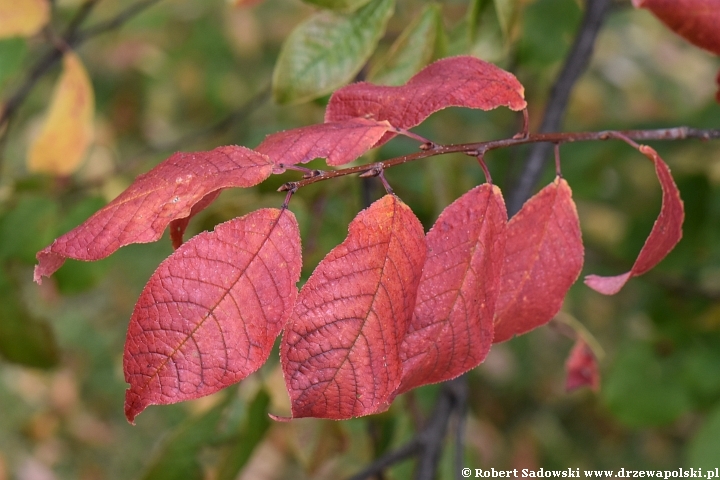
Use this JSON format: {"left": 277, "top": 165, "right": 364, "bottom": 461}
{"left": 268, "top": 412, "right": 292, "bottom": 422}
{"left": 34, "top": 248, "right": 65, "bottom": 284}
{"left": 584, "top": 272, "right": 631, "bottom": 295}
{"left": 124, "top": 388, "right": 147, "bottom": 424}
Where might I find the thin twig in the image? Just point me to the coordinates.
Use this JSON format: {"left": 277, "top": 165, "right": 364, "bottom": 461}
{"left": 277, "top": 127, "right": 720, "bottom": 193}
{"left": 0, "top": 0, "right": 163, "bottom": 148}
{"left": 507, "top": 0, "right": 612, "bottom": 215}
{"left": 347, "top": 377, "right": 468, "bottom": 480}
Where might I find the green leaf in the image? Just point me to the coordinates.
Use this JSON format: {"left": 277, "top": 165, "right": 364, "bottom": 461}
{"left": 493, "top": 0, "right": 519, "bottom": 41}
{"left": 368, "top": 4, "right": 441, "bottom": 86}
{"left": 687, "top": 403, "right": 720, "bottom": 470}
{"left": 272, "top": 0, "right": 395, "bottom": 104}
{"left": 0, "top": 270, "right": 59, "bottom": 368}
{"left": 140, "top": 399, "right": 228, "bottom": 480}
{"left": 216, "top": 389, "right": 271, "bottom": 480}
{"left": 467, "top": 0, "right": 491, "bottom": 44}
{"left": 302, "top": 0, "right": 372, "bottom": 12}
{"left": 602, "top": 342, "right": 691, "bottom": 427}
{"left": 0, "top": 38, "right": 26, "bottom": 88}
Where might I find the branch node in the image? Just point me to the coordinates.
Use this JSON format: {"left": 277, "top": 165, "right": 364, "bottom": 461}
{"left": 277, "top": 181, "right": 298, "bottom": 193}
{"left": 359, "top": 164, "right": 383, "bottom": 178}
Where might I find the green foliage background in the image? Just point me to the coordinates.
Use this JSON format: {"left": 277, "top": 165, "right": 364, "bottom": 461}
{"left": 0, "top": 0, "right": 719, "bottom": 478}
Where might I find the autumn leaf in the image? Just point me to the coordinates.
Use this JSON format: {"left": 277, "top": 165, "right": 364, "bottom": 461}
{"left": 397, "top": 184, "right": 506, "bottom": 394}
{"left": 256, "top": 118, "right": 392, "bottom": 172}
{"left": 123, "top": 208, "right": 302, "bottom": 423}
{"left": 169, "top": 190, "right": 222, "bottom": 249}
{"left": 493, "top": 177, "right": 583, "bottom": 343}
{"left": 565, "top": 338, "right": 600, "bottom": 392}
{"left": 633, "top": 0, "right": 720, "bottom": 56}
{"left": 281, "top": 195, "right": 425, "bottom": 419}
{"left": 27, "top": 51, "right": 94, "bottom": 176}
{"left": 34, "top": 146, "right": 273, "bottom": 283}
{"left": 326, "top": 56, "right": 526, "bottom": 147}
{"left": 585, "top": 146, "right": 683, "bottom": 295}
{"left": 0, "top": 0, "right": 49, "bottom": 38}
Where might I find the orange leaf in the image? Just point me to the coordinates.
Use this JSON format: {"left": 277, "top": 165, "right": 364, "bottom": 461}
{"left": 28, "top": 51, "right": 94, "bottom": 176}
{"left": 0, "top": 0, "right": 49, "bottom": 38}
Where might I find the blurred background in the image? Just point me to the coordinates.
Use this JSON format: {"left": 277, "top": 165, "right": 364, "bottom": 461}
{"left": 1, "top": 0, "right": 719, "bottom": 478}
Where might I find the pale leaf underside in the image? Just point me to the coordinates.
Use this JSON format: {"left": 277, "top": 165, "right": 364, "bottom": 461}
{"left": 256, "top": 118, "right": 392, "bottom": 173}
{"left": 585, "top": 146, "right": 683, "bottom": 295}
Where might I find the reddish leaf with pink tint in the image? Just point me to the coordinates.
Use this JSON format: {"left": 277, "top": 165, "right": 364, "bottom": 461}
{"left": 565, "top": 338, "right": 600, "bottom": 392}
{"left": 633, "top": 0, "right": 720, "bottom": 55}
{"left": 585, "top": 146, "right": 683, "bottom": 295}
{"left": 281, "top": 195, "right": 425, "bottom": 419}
{"left": 493, "top": 177, "right": 583, "bottom": 343}
{"left": 256, "top": 118, "right": 393, "bottom": 172}
{"left": 123, "top": 208, "right": 301, "bottom": 423}
{"left": 325, "top": 56, "right": 526, "bottom": 147}
{"left": 397, "top": 184, "right": 507, "bottom": 394}
{"left": 169, "top": 190, "right": 222, "bottom": 249}
{"left": 34, "top": 146, "right": 272, "bottom": 283}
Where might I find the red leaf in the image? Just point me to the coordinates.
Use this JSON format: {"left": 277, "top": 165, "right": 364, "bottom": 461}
{"left": 123, "top": 208, "right": 301, "bottom": 423}
{"left": 565, "top": 338, "right": 600, "bottom": 392}
{"left": 325, "top": 56, "right": 526, "bottom": 147}
{"left": 169, "top": 190, "right": 222, "bottom": 249}
{"left": 256, "top": 118, "right": 393, "bottom": 172}
{"left": 281, "top": 195, "right": 425, "bottom": 419}
{"left": 493, "top": 178, "right": 583, "bottom": 343}
{"left": 397, "top": 184, "right": 507, "bottom": 394}
{"left": 585, "top": 146, "right": 684, "bottom": 295}
{"left": 633, "top": 0, "right": 720, "bottom": 56}
{"left": 34, "top": 146, "right": 272, "bottom": 283}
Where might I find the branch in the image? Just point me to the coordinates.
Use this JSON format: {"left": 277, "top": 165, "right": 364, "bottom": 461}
{"left": 0, "top": 0, "right": 163, "bottom": 140}
{"left": 347, "top": 377, "right": 468, "bottom": 480}
{"left": 507, "top": 0, "right": 612, "bottom": 215}
{"left": 278, "top": 127, "right": 720, "bottom": 193}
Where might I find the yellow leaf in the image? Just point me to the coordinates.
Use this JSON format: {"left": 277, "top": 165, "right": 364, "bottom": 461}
{"left": 28, "top": 51, "right": 95, "bottom": 176}
{"left": 0, "top": 0, "right": 50, "bottom": 38}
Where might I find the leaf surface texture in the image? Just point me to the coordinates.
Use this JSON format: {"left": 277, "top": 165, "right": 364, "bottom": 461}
{"left": 123, "top": 208, "right": 301, "bottom": 422}
{"left": 281, "top": 195, "right": 425, "bottom": 419}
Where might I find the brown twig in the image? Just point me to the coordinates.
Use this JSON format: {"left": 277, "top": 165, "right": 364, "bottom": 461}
{"left": 507, "top": 0, "right": 612, "bottom": 215}
{"left": 277, "top": 127, "right": 720, "bottom": 193}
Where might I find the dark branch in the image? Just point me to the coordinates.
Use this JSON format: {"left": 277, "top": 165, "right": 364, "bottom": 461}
{"left": 507, "top": 0, "right": 612, "bottom": 215}
{"left": 347, "top": 377, "right": 468, "bottom": 480}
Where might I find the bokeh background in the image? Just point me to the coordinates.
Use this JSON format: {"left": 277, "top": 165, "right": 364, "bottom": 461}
{"left": 1, "top": 0, "right": 720, "bottom": 478}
